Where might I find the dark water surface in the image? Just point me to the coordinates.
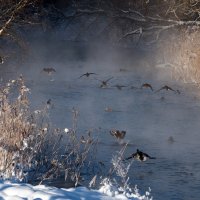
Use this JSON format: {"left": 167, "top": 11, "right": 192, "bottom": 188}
{"left": 1, "top": 41, "right": 200, "bottom": 200}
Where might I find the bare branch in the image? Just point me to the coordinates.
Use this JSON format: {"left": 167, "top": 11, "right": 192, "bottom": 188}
{"left": 118, "top": 27, "right": 142, "bottom": 42}
{"left": 76, "top": 8, "right": 106, "bottom": 15}
{"left": 0, "top": 0, "right": 31, "bottom": 36}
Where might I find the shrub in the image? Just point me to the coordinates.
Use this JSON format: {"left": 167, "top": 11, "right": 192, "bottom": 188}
{"left": 0, "top": 76, "right": 97, "bottom": 186}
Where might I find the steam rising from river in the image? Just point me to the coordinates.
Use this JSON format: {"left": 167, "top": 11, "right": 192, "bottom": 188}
{"left": 1, "top": 32, "right": 200, "bottom": 200}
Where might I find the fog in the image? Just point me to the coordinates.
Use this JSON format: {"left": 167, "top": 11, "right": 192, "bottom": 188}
{"left": 1, "top": 28, "right": 200, "bottom": 199}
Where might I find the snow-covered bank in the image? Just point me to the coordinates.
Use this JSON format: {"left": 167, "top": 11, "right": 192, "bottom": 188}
{"left": 0, "top": 181, "right": 152, "bottom": 200}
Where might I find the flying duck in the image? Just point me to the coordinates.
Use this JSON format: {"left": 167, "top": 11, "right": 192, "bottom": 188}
{"left": 110, "top": 129, "right": 126, "bottom": 139}
{"left": 155, "top": 85, "right": 176, "bottom": 93}
{"left": 112, "top": 84, "right": 128, "bottom": 90}
{"left": 79, "top": 72, "right": 97, "bottom": 78}
{"left": 125, "top": 149, "right": 156, "bottom": 161}
{"left": 96, "top": 77, "right": 113, "bottom": 88}
{"left": 42, "top": 68, "right": 56, "bottom": 74}
{"left": 141, "top": 83, "right": 153, "bottom": 91}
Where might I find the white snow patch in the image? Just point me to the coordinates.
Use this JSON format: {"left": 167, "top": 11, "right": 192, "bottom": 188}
{"left": 0, "top": 181, "right": 150, "bottom": 200}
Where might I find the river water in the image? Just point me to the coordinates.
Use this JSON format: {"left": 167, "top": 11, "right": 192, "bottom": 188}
{"left": 1, "top": 39, "right": 200, "bottom": 200}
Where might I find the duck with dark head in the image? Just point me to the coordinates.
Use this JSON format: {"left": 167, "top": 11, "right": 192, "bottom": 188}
{"left": 125, "top": 149, "right": 156, "bottom": 161}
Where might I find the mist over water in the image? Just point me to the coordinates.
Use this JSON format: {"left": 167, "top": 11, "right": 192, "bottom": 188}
{"left": 1, "top": 32, "right": 200, "bottom": 200}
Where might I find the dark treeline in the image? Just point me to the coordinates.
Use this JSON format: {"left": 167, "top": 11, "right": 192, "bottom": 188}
{"left": 0, "top": 0, "right": 200, "bottom": 83}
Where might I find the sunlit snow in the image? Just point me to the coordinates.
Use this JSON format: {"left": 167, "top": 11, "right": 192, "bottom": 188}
{"left": 0, "top": 181, "right": 151, "bottom": 200}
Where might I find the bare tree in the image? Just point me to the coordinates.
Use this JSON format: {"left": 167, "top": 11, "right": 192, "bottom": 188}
{"left": 0, "top": 0, "right": 40, "bottom": 61}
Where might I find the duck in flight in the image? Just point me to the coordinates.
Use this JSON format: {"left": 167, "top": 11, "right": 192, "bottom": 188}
{"left": 141, "top": 83, "right": 153, "bottom": 91}
{"left": 96, "top": 77, "right": 113, "bottom": 88}
{"left": 125, "top": 149, "right": 156, "bottom": 161}
{"left": 79, "top": 72, "right": 97, "bottom": 78}
{"left": 42, "top": 68, "right": 56, "bottom": 74}
{"left": 112, "top": 84, "right": 128, "bottom": 90}
{"left": 110, "top": 129, "right": 126, "bottom": 139}
{"left": 155, "top": 85, "right": 176, "bottom": 93}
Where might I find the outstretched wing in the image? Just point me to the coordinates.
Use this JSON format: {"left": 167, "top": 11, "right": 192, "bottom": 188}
{"left": 141, "top": 83, "right": 153, "bottom": 91}
{"left": 156, "top": 85, "right": 175, "bottom": 93}
{"left": 143, "top": 152, "right": 156, "bottom": 159}
{"left": 149, "top": 85, "right": 153, "bottom": 91}
{"left": 155, "top": 87, "right": 164, "bottom": 93}
{"left": 79, "top": 73, "right": 87, "bottom": 78}
{"left": 125, "top": 153, "right": 135, "bottom": 160}
{"left": 112, "top": 85, "right": 126, "bottom": 90}
{"left": 167, "top": 86, "right": 175, "bottom": 92}
{"left": 105, "top": 77, "right": 114, "bottom": 83}
{"left": 89, "top": 72, "right": 97, "bottom": 75}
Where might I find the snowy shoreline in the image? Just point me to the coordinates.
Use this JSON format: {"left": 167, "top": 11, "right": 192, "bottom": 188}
{"left": 0, "top": 181, "right": 152, "bottom": 200}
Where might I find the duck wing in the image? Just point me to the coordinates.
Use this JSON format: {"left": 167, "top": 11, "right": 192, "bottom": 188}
{"left": 143, "top": 152, "right": 156, "bottom": 159}
{"left": 155, "top": 87, "right": 164, "bottom": 93}
{"left": 79, "top": 73, "right": 87, "bottom": 78}
{"left": 105, "top": 77, "right": 114, "bottom": 83}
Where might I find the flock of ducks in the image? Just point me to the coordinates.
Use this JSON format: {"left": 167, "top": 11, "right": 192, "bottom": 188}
{"left": 42, "top": 68, "right": 179, "bottom": 162}
{"left": 0, "top": 59, "right": 178, "bottom": 162}
{"left": 141, "top": 83, "right": 180, "bottom": 94}
{"left": 42, "top": 68, "right": 180, "bottom": 94}
{"left": 78, "top": 72, "right": 180, "bottom": 94}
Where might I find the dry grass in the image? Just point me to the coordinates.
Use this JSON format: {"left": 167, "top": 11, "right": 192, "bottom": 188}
{"left": 0, "top": 77, "right": 98, "bottom": 185}
{"left": 0, "top": 76, "right": 37, "bottom": 179}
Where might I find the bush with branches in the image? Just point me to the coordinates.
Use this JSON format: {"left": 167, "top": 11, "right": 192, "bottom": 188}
{"left": 0, "top": 76, "right": 98, "bottom": 185}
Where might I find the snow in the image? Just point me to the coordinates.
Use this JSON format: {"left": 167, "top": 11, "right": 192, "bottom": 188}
{"left": 0, "top": 181, "right": 150, "bottom": 200}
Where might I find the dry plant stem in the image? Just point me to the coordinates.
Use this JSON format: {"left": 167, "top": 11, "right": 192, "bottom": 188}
{"left": 108, "top": 144, "right": 130, "bottom": 179}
